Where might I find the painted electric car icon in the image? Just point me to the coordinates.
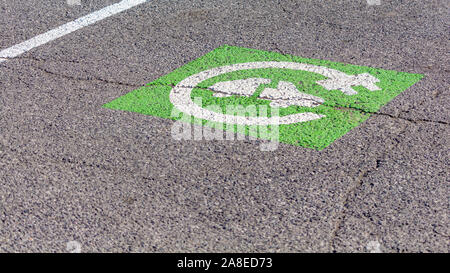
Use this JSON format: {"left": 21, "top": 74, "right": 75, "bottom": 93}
{"left": 104, "top": 45, "right": 423, "bottom": 150}
{"left": 169, "top": 61, "right": 383, "bottom": 126}
{"left": 210, "top": 78, "right": 324, "bottom": 108}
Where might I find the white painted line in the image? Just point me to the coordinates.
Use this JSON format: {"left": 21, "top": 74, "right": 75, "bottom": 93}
{"left": 0, "top": 0, "right": 147, "bottom": 63}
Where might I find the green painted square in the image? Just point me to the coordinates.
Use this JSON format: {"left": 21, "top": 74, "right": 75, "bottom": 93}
{"left": 103, "top": 45, "right": 423, "bottom": 150}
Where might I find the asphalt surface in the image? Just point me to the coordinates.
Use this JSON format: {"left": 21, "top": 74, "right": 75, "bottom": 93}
{"left": 0, "top": 0, "right": 448, "bottom": 252}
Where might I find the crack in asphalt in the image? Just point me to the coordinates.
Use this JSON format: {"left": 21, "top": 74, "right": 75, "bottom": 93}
{"left": 3, "top": 56, "right": 448, "bottom": 126}
{"left": 0, "top": 55, "right": 82, "bottom": 64}
{"left": 327, "top": 123, "right": 409, "bottom": 252}
{"left": 432, "top": 227, "right": 450, "bottom": 238}
{"left": 34, "top": 65, "right": 143, "bottom": 88}
{"left": 147, "top": 83, "right": 449, "bottom": 126}
{"left": 1, "top": 56, "right": 143, "bottom": 88}
{"left": 148, "top": 82, "right": 327, "bottom": 105}
{"left": 334, "top": 107, "right": 449, "bottom": 126}
{"left": 328, "top": 167, "right": 373, "bottom": 252}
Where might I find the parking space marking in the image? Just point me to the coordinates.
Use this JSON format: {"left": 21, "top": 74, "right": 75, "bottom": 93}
{"left": 104, "top": 45, "right": 424, "bottom": 150}
{"left": 0, "top": 0, "right": 147, "bottom": 63}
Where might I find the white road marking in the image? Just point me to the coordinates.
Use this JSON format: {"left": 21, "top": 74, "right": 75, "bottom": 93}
{"left": 317, "top": 72, "right": 381, "bottom": 95}
{"left": 210, "top": 78, "right": 271, "bottom": 98}
{"left": 0, "top": 0, "right": 147, "bottom": 63}
{"left": 259, "top": 81, "right": 324, "bottom": 108}
{"left": 210, "top": 78, "right": 324, "bottom": 108}
{"left": 170, "top": 61, "right": 382, "bottom": 126}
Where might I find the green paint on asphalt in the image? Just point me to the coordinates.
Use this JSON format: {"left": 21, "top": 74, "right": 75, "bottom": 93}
{"left": 103, "top": 45, "right": 423, "bottom": 150}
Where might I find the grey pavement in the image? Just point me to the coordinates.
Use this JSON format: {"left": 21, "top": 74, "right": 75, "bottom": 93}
{"left": 0, "top": 0, "right": 448, "bottom": 252}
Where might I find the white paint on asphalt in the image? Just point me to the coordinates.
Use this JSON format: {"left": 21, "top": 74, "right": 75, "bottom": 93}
{"left": 210, "top": 78, "right": 271, "bottom": 98}
{"left": 170, "top": 61, "right": 381, "bottom": 125}
{"left": 0, "top": 0, "right": 148, "bottom": 63}
{"left": 317, "top": 72, "right": 381, "bottom": 95}
{"left": 211, "top": 78, "right": 324, "bottom": 108}
{"left": 259, "top": 81, "right": 324, "bottom": 108}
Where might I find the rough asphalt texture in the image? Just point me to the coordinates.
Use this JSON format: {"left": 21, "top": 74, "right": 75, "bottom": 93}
{"left": 0, "top": 0, "right": 448, "bottom": 252}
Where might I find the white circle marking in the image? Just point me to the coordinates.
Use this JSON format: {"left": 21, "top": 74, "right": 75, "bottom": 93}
{"left": 169, "top": 61, "right": 355, "bottom": 125}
